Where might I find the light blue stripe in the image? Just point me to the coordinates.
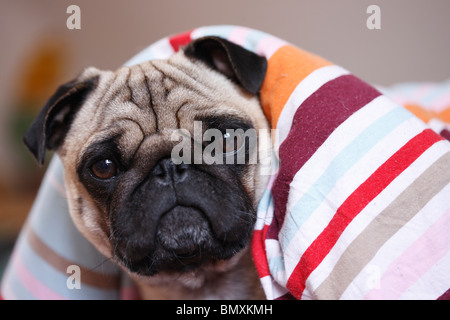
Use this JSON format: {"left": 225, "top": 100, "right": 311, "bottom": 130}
{"left": 243, "top": 29, "right": 271, "bottom": 52}
{"left": 126, "top": 25, "right": 238, "bottom": 66}
{"left": 256, "top": 154, "right": 279, "bottom": 216}
{"left": 1, "top": 232, "right": 36, "bottom": 299}
{"left": 257, "top": 188, "right": 274, "bottom": 215}
{"left": 268, "top": 256, "right": 285, "bottom": 275}
{"left": 28, "top": 158, "right": 119, "bottom": 274}
{"left": 280, "top": 106, "right": 414, "bottom": 251}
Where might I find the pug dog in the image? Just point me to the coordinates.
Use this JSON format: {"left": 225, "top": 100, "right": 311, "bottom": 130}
{"left": 23, "top": 37, "right": 271, "bottom": 300}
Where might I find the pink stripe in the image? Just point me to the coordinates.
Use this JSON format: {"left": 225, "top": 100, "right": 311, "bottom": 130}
{"left": 433, "top": 92, "right": 450, "bottom": 113}
{"left": 388, "top": 96, "right": 409, "bottom": 106}
{"left": 256, "top": 36, "right": 287, "bottom": 59}
{"left": 13, "top": 255, "right": 66, "bottom": 300}
{"left": 0, "top": 279, "right": 17, "bottom": 300}
{"left": 265, "top": 170, "right": 278, "bottom": 190}
{"left": 409, "top": 83, "right": 435, "bottom": 103}
{"left": 120, "top": 286, "right": 141, "bottom": 300}
{"left": 227, "top": 26, "right": 252, "bottom": 46}
{"left": 365, "top": 206, "right": 450, "bottom": 299}
{"left": 1, "top": 233, "right": 23, "bottom": 299}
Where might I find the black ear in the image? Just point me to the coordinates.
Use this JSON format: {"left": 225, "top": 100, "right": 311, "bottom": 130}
{"left": 184, "top": 37, "right": 267, "bottom": 95}
{"left": 23, "top": 71, "right": 99, "bottom": 166}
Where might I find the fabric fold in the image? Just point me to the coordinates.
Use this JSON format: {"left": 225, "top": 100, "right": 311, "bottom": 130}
{"left": 2, "top": 25, "right": 449, "bottom": 300}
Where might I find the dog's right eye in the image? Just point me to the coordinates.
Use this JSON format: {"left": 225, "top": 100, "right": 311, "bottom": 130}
{"left": 90, "top": 159, "right": 117, "bottom": 179}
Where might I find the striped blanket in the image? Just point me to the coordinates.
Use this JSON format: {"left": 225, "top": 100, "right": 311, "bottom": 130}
{"left": 2, "top": 25, "right": 450, "bottom": 300}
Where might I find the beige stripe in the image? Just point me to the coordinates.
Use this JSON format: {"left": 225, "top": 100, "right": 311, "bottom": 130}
{"left": 26, "top": 224, "right": 121, "bottom": 290}
{"left": 314, "top": 151, "right": 450, "bottom": 299}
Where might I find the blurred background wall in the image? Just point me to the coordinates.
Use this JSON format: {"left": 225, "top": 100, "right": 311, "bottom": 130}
{"left": 0, "top": 0, "right": 449, "bottom": 275}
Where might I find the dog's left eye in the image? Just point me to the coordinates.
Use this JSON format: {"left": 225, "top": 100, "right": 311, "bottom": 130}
{"left": 90, "top": 159, "right": 117, "bottom": 179}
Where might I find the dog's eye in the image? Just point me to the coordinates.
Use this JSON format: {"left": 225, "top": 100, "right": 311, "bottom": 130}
{"left": 91, "top": 159, "right": 117, "bottom": 179}
{"left": 222, "top": 130, "right": 244, "bottom": 155}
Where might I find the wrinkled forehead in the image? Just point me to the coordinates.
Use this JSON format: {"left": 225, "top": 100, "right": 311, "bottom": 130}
{"left": 88, "top": 59, "right": 245, "bottom": 136}
{"left": 72, "top": 59, "right": 250, "bottom": 157}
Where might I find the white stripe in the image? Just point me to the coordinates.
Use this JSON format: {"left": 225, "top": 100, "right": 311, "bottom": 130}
{"left": 282, "top": 116, "right": 429, "bottom": 280}
{"left": 275, "top": 65, "right": 350, "bottom": 149}
{"left": 361, "top": 181, "right": 450, "bottom": 299}
{"left": 255, "top": 160, "right": 278, "bottom": 230}
{"left": 124, "top": 37, "right": 174, "bottom": 67}
{"left": 265, "top": 239, "right": 288, "bottom": 286}
{"left": 259, "top": 275, "right": 289, "bottom": 300}
{"left": 255, "top": 35, "right": 288, "bottom": 60}
{"left": 310, "top": 141, "right": 450, "bottom": 299}
{"left": 283, "top": 96, "right": 398, "bottom": 220}
{"left": 357, "top": 183, "right": 450, "bottom": 300}
{"left": 318, "top": 142, "right": 450, "bottom": 298}
{"left": 278, "top": 96, "right": 404, "bottom": 251}
{"left": 428, "top": 118, "right": 450, "bottom": 135}
{"left": 259, "top": 276, "right": 273, "bottom": 299}
{"left": 400, "top": 250, "right": 450, "bottom": 300}
{"left": 255, "top": 191, "right": 272, "bottom": 230}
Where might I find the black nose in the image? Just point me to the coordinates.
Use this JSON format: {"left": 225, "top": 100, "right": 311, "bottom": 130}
{"left": 152, "top": 158, "right": 188, "bottom": 184}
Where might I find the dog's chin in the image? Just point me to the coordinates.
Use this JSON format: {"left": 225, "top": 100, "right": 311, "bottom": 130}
{"left": 129, "top": 247, "right": 249, "bottom": 291}
{"left": 113, "top": 206, "right": 251, "bottom": 277}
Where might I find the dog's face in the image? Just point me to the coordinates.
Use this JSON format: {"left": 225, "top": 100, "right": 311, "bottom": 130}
{"left": 24, "top": 37, "right": 269, "bottom": 281}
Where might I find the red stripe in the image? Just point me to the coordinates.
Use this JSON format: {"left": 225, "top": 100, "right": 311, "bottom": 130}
{"left": 275, "top": 292, "right": 296, "bottom": 300}
{"left": 252, "top": 225, "right": 270, "bottom": 278}
{"left": 440, "top": 129, "right": 450, "bottom": 141}
{"left": 168, "top": 30, "right": 193, "bottom": 52}
{"left": 438, "top": 288, "right": 450, "bottom": 300}
{"left": 267, "top": 75, "right": 381, "bottom": 239}
{"left": 286, "top": 129, "right": 443, "bottom": 299}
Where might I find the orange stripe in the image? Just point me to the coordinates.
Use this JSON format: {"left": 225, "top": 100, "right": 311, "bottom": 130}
{"left": 439, "top": 108, "right": 450, "bottom": 123}
{"left": 260, "top": 45, "right": 332, "bottom": 128}
{"left": 404, "top": 104, "right": 450, "bottom": 124}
